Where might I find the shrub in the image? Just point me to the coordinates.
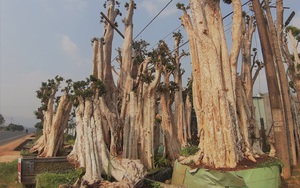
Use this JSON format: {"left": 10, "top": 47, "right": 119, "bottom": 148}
{"left": 154, "top": 155, "right": 171, "bottom": 168}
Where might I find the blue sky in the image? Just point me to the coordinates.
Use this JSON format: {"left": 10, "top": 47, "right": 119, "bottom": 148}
{"left": 0, "top": 0, "right": 299, "bottom": 128}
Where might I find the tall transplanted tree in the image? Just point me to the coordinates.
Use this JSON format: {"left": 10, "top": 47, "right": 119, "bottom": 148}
{"left": 30, "top": 76, "right": 73, "bottom": 157}
{"left": 68, "top": 0, "right": 147, "bottom": 185}
{"left": 177, "top": 0, "right": 256, "bottom": 168}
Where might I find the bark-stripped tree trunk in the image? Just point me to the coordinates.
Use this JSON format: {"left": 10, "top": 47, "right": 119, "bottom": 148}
{"left": 100, "top": 0, "right": 120, "bottom": 156}
{"left": 171, "top": 32, "right": 190, "bottom": 146}
{"left": 240, "top": 14, "right": 263, "bottom": 154}
{"left": 68, "top": 1, "right": 149, "bottom": 184}
{"left": 284, "top": 27, "right": 300, "bottom": 160}
{"left": 286, "top": 27, "right": 300, "bottom": 102}
{"left": 31, "top": 77, "right": 73, "bottom": 157}
{"left": 68, "top": 94, "right": 145, "bottom": 185}
{"left": 159, "top": 61, "right": 181, "bottom": 161}
{"left": 178, "top": 0, "right": 255, "bottom": 168}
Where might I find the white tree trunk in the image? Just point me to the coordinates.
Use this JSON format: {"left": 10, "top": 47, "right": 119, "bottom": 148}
{"left": 68, "top": 96, "right": 145, "bottom": 185}
{"left": 179, "top": 0, "right": 255, "bottom": 168}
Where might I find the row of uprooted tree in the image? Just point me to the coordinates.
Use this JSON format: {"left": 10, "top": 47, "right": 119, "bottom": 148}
{"left": 29, "top": 0, "right": 300, "bottom": 186}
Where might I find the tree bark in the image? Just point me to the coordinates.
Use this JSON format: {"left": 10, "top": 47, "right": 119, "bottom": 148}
{"left": 179, "top": 0, "right": 246, "bottom": 168}
{"left": 240, "top": 14, "right": 263, "bottom": 154}
{"left": 68, "top": 96, "right": 145, "bottom": 185}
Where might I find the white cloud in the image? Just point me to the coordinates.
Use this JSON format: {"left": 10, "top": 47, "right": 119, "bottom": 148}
{"left": 61, "top": 34, "right": 90, "bottom": 65}
{"left": 140, "top": 0, "right": 179, "bottom": 17}
{"left": 61, "top": 34, "right": 79, "bottom": 58}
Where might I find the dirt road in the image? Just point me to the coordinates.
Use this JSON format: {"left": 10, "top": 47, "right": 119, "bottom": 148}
{"left": 0, "top": 134, "right": 33, "bottom": 162}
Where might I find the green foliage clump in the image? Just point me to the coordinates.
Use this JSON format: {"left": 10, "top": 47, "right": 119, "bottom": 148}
{"left": 0, "top": 160, "right": 22, "bottom": 187}
{"left": 4, "top": 123, "right": 24, "bottom": 131}
{"left": 65, "top": 134, "right": 76, "bottom": 145}
{"left": 36, "top": 168, "right": 84, "bottom": 188}
{"left": 154, "top": 154, "right": 171, "bottom": 169}
{"left": 254, "top": 158, "right": 283, "bottom": 168}
{"left": 180, "top": 145, "right": 199, "bottom": 157}
{"left": 143, "top": 179, "right": 162, "bottom": 188}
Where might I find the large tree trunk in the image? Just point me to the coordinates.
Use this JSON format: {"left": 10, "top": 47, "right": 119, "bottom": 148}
{"left": 41, "top": 94, "right": 72, "bottom": 157}
{"left": 159, "top": 66, "right": 181, "bottom": 161}
{"left": 30, "top": 83, "right": 72, "bottom": 157}
{"left": 68, "top": 96, "right": 145, "bottom": 185}
{"left": 179, "top": 0, "right": 256, "bottom": 168}
{"left": 240, "top": 14, "right": 263, "bottom": 154}
{"left": 101, "top": 0, "right": 120, "bottom": 156}
{"left": 172, "top": 34, "right": 190, "bottom": 146}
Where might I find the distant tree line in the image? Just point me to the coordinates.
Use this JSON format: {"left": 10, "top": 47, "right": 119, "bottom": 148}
{"left": 0, "top": 123, "right": 25, "bottom": 131}
{"left": 0, "top": 115, "right": 25, "bottom": 131}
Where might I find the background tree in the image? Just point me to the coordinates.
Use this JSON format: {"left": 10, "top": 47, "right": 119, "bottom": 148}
{"left": 157, "top": 34, "right": 190, "bottom": 161}
{"left": 30, "top": 76, "right": 73, "bottom": 157}
{"left": 6, "top": 123, "right": 24, "bottom": 131}
{"left": 0, "top": 114, "right": 5, "bottom": 127}
{"left": 239, "top": 12, "right": 265, "bottom": 154}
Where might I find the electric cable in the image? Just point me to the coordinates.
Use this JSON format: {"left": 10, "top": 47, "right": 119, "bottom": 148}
{"left": 134, "top": 0, "right": 174, "bottom": 40}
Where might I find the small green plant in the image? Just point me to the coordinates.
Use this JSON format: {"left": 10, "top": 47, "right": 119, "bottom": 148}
{"left": 154, "top": 152, "right": 171, "bottom": 168}
{"left": 180, "top": 145, "right": 199, "bottom": 157}
{"left": 154, "top": 157, "right": 171, "bottom": 168}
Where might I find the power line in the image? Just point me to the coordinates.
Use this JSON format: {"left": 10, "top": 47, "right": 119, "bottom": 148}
{"left": 223, "top": 0, "right": 251, "bottom": 19}
{"left": 148, "top": 24, "right": 183, "bottom": 50}
{"left": 134, "top": 0, "right": 173, "bottom": 40}
{"left": 169, "top": 1, "right": 253, "bottom": 53}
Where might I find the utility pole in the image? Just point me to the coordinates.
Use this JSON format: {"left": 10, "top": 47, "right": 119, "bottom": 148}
{"left": 251, "top": 0, "right": 291, "bottom": 179}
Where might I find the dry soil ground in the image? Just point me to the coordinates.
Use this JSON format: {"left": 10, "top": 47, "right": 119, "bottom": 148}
{"left": 0, "top": 134, "right": 33, "bottom": 162}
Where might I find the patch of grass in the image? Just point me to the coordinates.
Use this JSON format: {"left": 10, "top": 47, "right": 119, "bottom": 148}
{"left": 0, "top": 160, "right": 23, "bottom": 188}
{"left": 0, "top": 160, "right": 18, "bottom": 183}
{"left": 36, "top": 168, "right": 84, "bottom": 188}
{"left": 20, "top": 149, "right": 35, "bottom": 157}
{"left": 180, "top": 145, "right": 199, "bottom": 157}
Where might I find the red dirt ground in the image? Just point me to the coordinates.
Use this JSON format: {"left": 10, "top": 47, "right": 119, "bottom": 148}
{"left": 0, "top": 134, "right": 34, "bottom": 162}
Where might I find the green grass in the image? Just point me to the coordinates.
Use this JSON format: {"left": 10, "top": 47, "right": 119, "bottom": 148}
{"left": 20, "top": 149, "right": 35, "bottom": 157}
{"left": 180, "top": 145, "right": 199, "bottom": 157}
{"left": 35, "top": 168, "right": 84, "bottom": 188}
{"left": 0, "top": 160, "right": 23, "bottom": 188}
